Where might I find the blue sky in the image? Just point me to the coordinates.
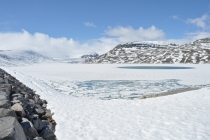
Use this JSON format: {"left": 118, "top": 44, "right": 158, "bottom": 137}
{"left": 0, "top": 0, "right": 210, "bottom": 57}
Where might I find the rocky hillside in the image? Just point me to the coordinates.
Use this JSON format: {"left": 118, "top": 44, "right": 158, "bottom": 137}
{"left": 81, "top": 52, "right": 99, "bottom": 60}
{"left": 85, "top": 37, "right": 210, "bottom": 64}
{"left": 0, "top": 50, "right": 53, "bottom": 66}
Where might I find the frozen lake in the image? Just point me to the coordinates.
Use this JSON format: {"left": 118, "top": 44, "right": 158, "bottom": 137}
{"left": 3, "top": 63, "right": 210, "bottom": 140}
{"left": 8, "top": 63, "right": 210, "bottom": 99}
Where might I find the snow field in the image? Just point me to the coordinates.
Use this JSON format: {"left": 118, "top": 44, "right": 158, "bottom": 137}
{"left": 2, "top": 63, "right": 210, "bottom": 140}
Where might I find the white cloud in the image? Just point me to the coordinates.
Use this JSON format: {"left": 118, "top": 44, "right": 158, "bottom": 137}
{"left": 172, "top": 15, "right": 179, "bottom": 20}
{"left": 0, "top": 26, "right": 166, "bottom": 58}
{"left": 0, "top": 25, "right": 209, "bottom": 58}
{"left": 0, "top": 30, "right": 85, "bottom": 57}
{"left": 186, "top": 14, "right": 209, "bottom": 29}
{"left": 84, "top": 22, "right": 96, "bottom": 28}
{"left": 105, "top": 25, "right": 165, "bottom": 43}
{"left": 0, "top": 30, "right": 118, "bottom": 58}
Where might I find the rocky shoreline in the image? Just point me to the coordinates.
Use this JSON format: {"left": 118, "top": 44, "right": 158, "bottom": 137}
{"left": 0, "top": 68, "right": 57, "bottom": 140}
{"left": 139, "top": 87, "right": 200, "bottom": 99}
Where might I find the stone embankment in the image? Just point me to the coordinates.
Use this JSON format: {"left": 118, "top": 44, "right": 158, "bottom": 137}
{"left": 139, "top": 87, "right": 200, "bottom": 99}
{"left": 0, "top": 68, "right": 57, "bottom": 140}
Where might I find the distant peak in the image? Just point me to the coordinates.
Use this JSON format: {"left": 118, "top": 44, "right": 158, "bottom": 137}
{"left": 81, "top": 52, "right": 99, "bottom": 60}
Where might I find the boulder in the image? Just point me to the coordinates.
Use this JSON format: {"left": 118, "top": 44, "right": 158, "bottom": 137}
{"left": 25, "top": 103, "right": 34, "bottom": 114}
{"left": 29, "top": 115, "right": 50, "bottom": 131}
{"left": 11, "top": 93, "right": 25, "bottom": 101}
{"left": 0, "top": 117, "right": 27, "bottom": 140}
{"left": 0, "top": 84, "right": 12, "bottom": 95}
{"left": 0, "top": 77, "right": 4, "bottom": 83}
{"left": 0, "top": 100, "right": 11, "bottom": 108}
{"left": 42, "top": 103, "right": 47, "bottom": 108}
{"left": 11, "top": 103, "right": 26, "bottom": 117}
{"left": 0, "top": 94, "right": 7, "bottom": 101}
{"left": 8, "top": 79, "right": 16, "bottom": 84}
{"left": 40, "top": 125, "right": 57, "bottom": 140}
{"left": 0, "top": 108, "right": 17, "bottom": 118}
{"left": 34, "top": 108, "right": 45, "bottom": 116}
{"left": 20, "top": 118, "right": 39, "bottom": 139}
{"left": 42, "top": 109, "right": 53, "bottom": 119}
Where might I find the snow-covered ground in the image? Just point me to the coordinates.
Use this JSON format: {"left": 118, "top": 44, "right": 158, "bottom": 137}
{"left": 2, "top": 63, "right": 210, "bottom": 140}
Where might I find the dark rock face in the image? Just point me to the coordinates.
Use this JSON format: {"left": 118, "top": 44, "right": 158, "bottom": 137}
{"left": 40, "top": 125, "right": 57, "bottom": 140}
{"left": 21, "top": 118, "right": 39, "bottom": 139}
{"left": 81, "top": 52, "right": 99, "bottom": 60}
{"left": 0, "top": 117, "right": 27, "bottom": 140}
{"left": 0, "top": 100, "right": 11, "bottom": 108}
{"left": 0, "top": 108, "right": 17, "bottom": 118}
{"left": 0, "top": 68, "right": 57, "bottom": 139}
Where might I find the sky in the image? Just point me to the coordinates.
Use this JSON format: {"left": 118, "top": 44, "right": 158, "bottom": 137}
{"left": 0, "top": 0, "right": 210, "bottom": 57}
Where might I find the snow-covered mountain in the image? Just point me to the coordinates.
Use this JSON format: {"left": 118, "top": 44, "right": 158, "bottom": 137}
{"left": 85, "top": 37, "right": 210, "bottom": 64}
{"left": 81, "top": 52, "right": 99, "bottom": 60}
{"left": 0, "top": 50, "right": 53, "bottom": 66}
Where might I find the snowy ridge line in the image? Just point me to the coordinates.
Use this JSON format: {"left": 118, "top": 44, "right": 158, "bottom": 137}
{"left": 0, "top": 50, "right": 54, "bottom": 66}
{"left": 139, "top": 87, "right": 201, "bottom": 99}
{"left": 85, "top": 37, "right": 210, "bottom": 64}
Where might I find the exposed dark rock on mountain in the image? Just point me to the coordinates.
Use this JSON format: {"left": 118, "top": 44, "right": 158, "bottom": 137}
{"left": 81, "top": 52, "right": 99, "bottom": 60}
{"left": 85, "top": 37, "right": 210, "bottom": 64}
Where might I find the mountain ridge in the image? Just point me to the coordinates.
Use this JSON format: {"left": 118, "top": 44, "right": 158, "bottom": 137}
{"left": 85, "top": 37, "right": 210, "bottom": 64}
{"left": 0, "top": 50, "right": 53, "bottom": 66}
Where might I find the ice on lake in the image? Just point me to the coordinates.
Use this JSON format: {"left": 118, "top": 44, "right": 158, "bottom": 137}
{"left": 42, "top": 79, "right": 193, "bottom": 99}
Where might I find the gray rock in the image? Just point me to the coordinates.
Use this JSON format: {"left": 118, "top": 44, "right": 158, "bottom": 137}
{"left": 29, "top": 99, "right": 36, "bottom": 104}
{"left": 20, "top": 118, "right": 39, "bottom": 139}
{"left": 0, "top": 84, "right": 12, "bottom": 95}
{"left": 33, "top": 137, "right": 45, "bottom": 140}
{"left": 8, "top": 79, "right": 16, "bottom": 84}
{"left": 28, "top": 114, "right": 39, "bottom": 119}
{"left": 0, "top": 108, "right": 17, "bottom": 118}
{"left": 11, "top": 93, "right": 24, "bottom": 101}
{"left": 11, "top": 86, "right": 17, "bottom": 93}
{"left": 0, "top": 94, "right": 7, "bottom": 101}
{"left": 30, "top": 117, "right": 50, "bottom": 131}
{"left": 0, "top": 77, "right": 4, "bottom": 83}
{"left": 11, "top": 103, "right": 26, "bottom": 117}
{"left": 0, "top": 117, "right": 27, "bottom": 140}
{"left": 11, "top": 100, "right": 21, "bottom": 105}
{"left": 42, "top": 99, "right": 47, "bottom": 104}
{"left": 43, "top": 109, "right": 53, "bottom": 119}
{"left": 42, "top": 103, "right": 47, "bottom": 108}
{"left": 25, "top": 103, "right": 34, "bottom": 114}
{"left": 0, "top": 100, "right": 11, "bottom": 108}
{"left": 40, "top": 125, "right": 57, "bottom": 140}
{"left": 34, "top": 108, "right": 45, "bottom": 116}
{"left": 4, "top": 78, "right": 8, "bottom": 84}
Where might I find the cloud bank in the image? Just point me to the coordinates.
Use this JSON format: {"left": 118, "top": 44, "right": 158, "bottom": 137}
{"left": 105, "top": 25, "right": 165, "bottom": 43}
{"left": 0, "top": 26, "right": 166, "bottom": 57}
{"left": 0, "top": 23, "right": 210, "bottom": 58}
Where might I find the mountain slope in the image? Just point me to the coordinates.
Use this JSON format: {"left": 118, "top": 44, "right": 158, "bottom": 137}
{"left": 0, "top": 50, "right": 53, "bottom": 66}
{"left": 81, "top": 52, "right": 99, "bottom": 60}
{"left": 85, "top": 38, "right": 210, "bottom": 64}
